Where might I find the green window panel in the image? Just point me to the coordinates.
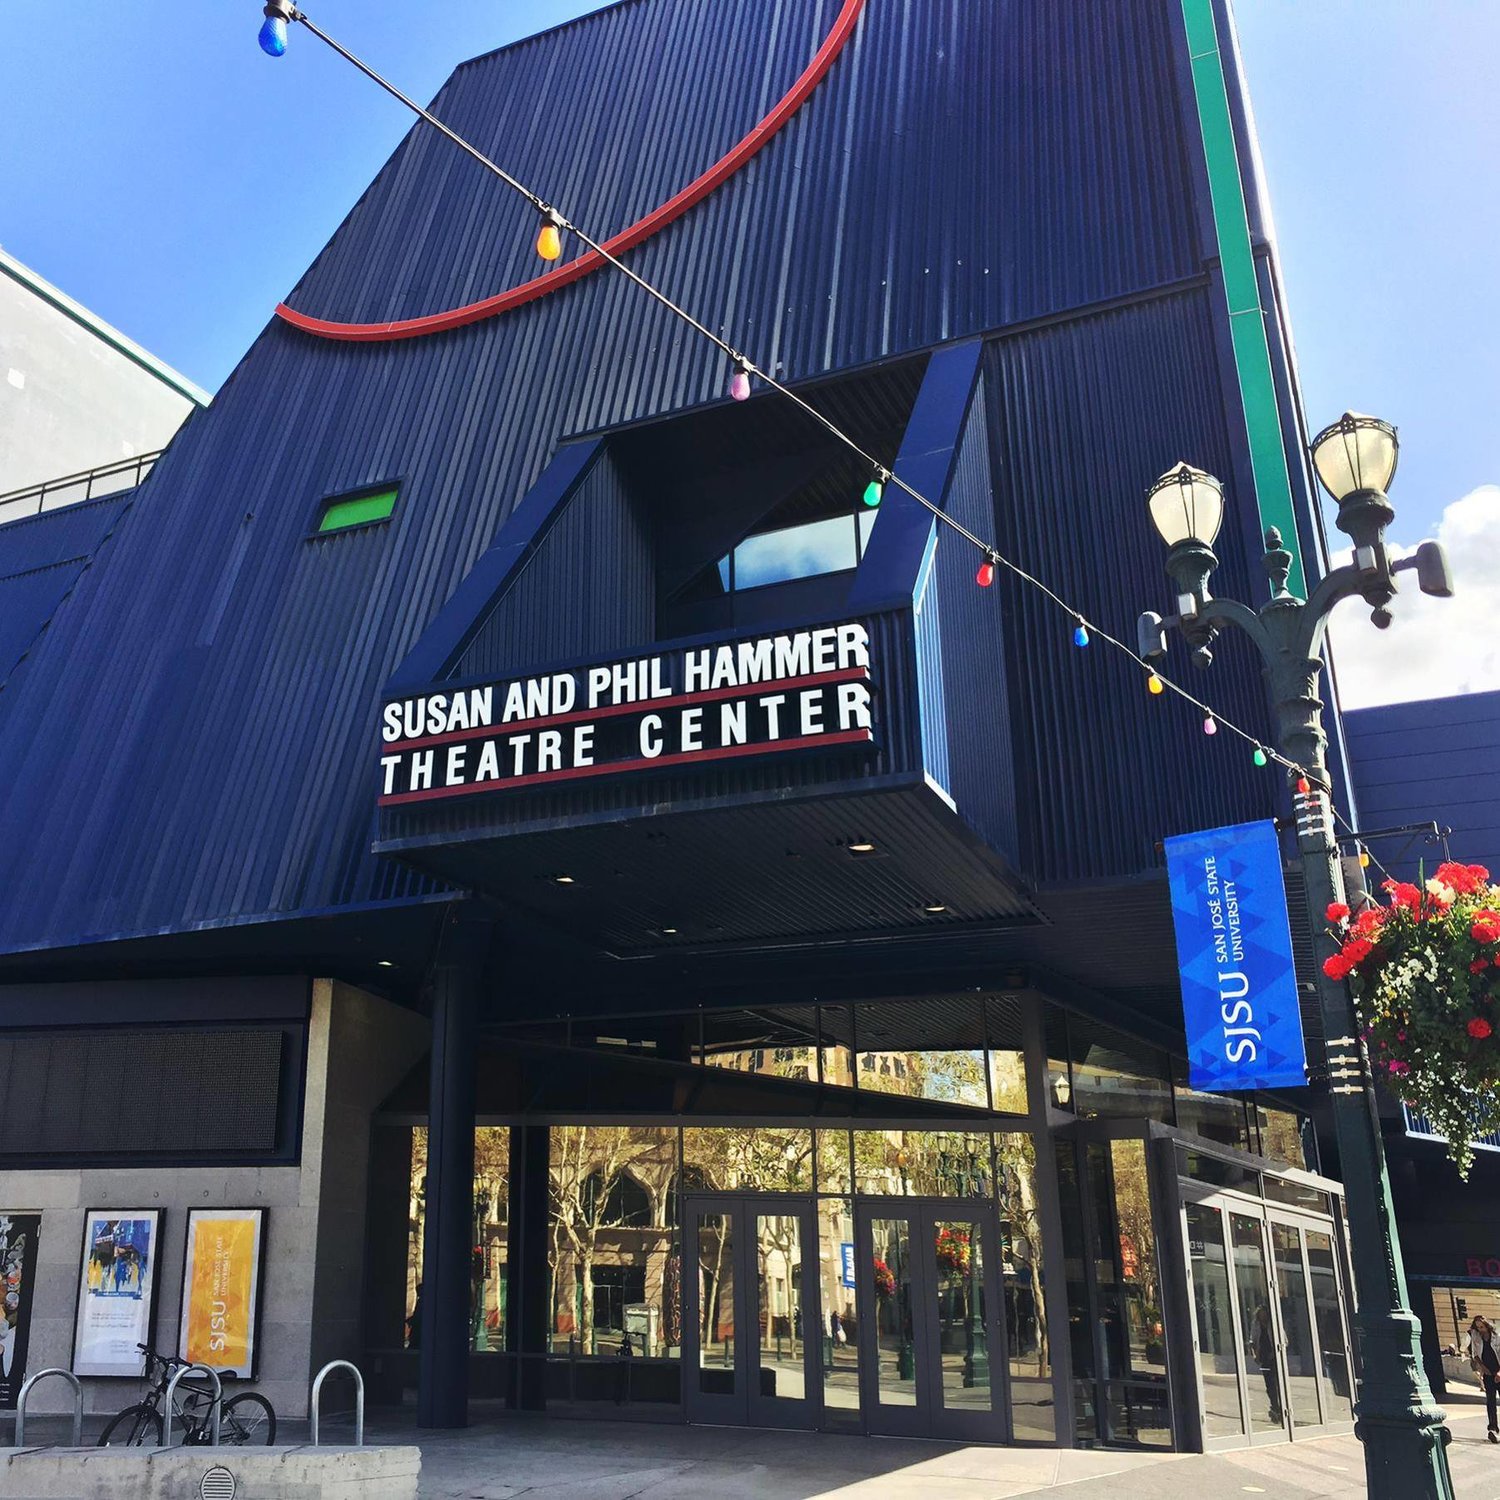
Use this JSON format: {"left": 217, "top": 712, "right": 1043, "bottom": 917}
{"left": 317, "top": 485, "right": 398, "bottom": 533}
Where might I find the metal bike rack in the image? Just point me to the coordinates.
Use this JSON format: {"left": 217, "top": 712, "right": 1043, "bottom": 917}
{"left": 310, "top": 1360, "right": 364, "bottom": 1446}
{"left": 13, "top": 1369, "right": 83, "bottom": 1447}
{"left": 163, "top": 1363, "right": 221, "bottom": 1447}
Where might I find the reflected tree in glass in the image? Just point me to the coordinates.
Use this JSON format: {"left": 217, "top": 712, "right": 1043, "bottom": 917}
{"left": 409, "top": 1126, "right": 510, "bottom": 1352}
{"left": 549, "top": 1125, "right": 675, "bottom": 1355}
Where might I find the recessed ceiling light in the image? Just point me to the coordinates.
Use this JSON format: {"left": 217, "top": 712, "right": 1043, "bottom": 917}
{"left": 553, "top": 874, "right": 576, "bottom": 885}
{"left": 377, "top": 959, "right": 395, "bottom": 967}
{"left": 923, "top": 904, "right": 947, "bottom": 915}
{"left": 661, "top": 927, "right": 678, "bottom": 935}
{"left": 848, "top": 840, "right": 876, "bottom": 854}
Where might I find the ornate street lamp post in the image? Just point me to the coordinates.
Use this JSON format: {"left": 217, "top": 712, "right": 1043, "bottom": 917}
{"left": 1138, "top": 414, "right": 1456, "bottom": 1498}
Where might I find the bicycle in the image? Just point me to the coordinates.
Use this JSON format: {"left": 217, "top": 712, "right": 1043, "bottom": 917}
{"left": 96, "top": 1343, "right": 276, "bottom": 1446}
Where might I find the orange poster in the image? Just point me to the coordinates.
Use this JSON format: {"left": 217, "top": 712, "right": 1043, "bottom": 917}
{"left": 178, "top": 1210, "right": 264, "bottom": 1377}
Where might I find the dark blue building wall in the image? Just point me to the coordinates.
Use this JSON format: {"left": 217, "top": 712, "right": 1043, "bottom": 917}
{"left": 0, "top": 0, "right": 1296, "bottom": 955}
{"left": 1346, "top": 691, "right": 1500, "bottom": 879}
{"left": 983, "top": 290, "right": 1275, "bottom": 883}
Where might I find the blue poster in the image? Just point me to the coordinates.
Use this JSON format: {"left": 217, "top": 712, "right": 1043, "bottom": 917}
{"left": 1165, "top": 819, "right": 1306, "bottom": 1092}
{"left": 840, "top": 1242, "right": 856, "bottom": 1289}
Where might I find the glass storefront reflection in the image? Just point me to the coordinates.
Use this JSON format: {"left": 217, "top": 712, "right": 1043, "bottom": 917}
{"left": 697, "top": 1208, "right": 735, "bottom": 1393}
{"left": 1229, "top": 1212, "right": 1282, "bottom": 1434}
{"left": 1185, "top": 1201, "right": 1244, "bottom": 1438}
{"left": 871, "top": 1217, "right": 917, "bottom": 1407}
{"left": 996, "top": 1132, "right": 1053, "bottom": 1441}
{"left": 816, "top": 1198, "right": 860, "bottom": 1426}
{"left": 933, "top": 1217, "right": 990, "bottom": 1411}
{"left": 682, "top": 1127, "right": 813, "bottom": 1193}
{"left": 1271, "top": 1222, "right": 1321, "bottom": 1427}
{"left": 753, "top": 1211, "right": 807, "bottom": 1404}
{"left": 1110, "top": 1139, "right": 1166, "bottom": 1382}
{"left": 1306, "top": 1230, "right": 1354, "bottom": 1422}
{"left": 853, "top": 1131, "right": 994, "bottom": 1196}
{"left": 406, "top": 1125, "right": 510, "bottom": 1354}
{"left": 548, "top": 1125, "right": 679, "bottom": 1357}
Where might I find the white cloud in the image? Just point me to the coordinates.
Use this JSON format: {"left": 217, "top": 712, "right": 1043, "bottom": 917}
{"left": 1325, "top": 484, "right": 1500, "bottom": 710}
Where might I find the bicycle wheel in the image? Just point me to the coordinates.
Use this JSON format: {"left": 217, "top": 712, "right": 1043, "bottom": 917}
{"left": 97, "top": 1403, "right": 163, "bottom": 1447}
{"left": 220, "top": 1392, "right": 276, "bottom": 1446}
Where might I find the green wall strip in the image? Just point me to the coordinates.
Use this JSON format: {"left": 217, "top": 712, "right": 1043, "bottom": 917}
{"left": 1180, "top": 0, "right": 1306, "bottom": 599}
{"left": 319, "top": 487, "right": 398, "bottom": 532}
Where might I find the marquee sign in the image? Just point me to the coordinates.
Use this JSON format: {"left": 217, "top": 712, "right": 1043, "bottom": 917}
{"left": 379, "top": 621, "right": 876, "bottom": 806}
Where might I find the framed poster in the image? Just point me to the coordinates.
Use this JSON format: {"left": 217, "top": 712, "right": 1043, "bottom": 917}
{"left": 178, "top": 1209, "right": 266, "bottom": 1379}
{"left": 0, "top": 1213, "right": 42, "bottom": 1408}
{"left": 71, "top": 1210, "right": 162, "bottom": 1377}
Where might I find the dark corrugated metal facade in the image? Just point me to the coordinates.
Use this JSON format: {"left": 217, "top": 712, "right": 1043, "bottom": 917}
{"left": 1346, "top": 691, "right": 1500, "bottom": 878}
{"left": 0, "top": 0, "right": 1298, "bottom": 959}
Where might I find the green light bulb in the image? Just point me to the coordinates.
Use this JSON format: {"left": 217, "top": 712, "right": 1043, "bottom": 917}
{"left": 1253, "top": 747, "right": 1268, "bottom": 767}
{"left": 862, "top": 477, "right": 884, "bottom": 508}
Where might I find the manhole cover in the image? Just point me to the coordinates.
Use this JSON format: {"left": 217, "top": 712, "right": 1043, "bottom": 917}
{"left": 200, "top": 1465, "right": 237, "bottom": 1500}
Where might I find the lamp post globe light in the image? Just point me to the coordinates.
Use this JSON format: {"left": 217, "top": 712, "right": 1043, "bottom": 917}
{"left": 1139, "top": 416, "right": 1456, "bottom": 1498}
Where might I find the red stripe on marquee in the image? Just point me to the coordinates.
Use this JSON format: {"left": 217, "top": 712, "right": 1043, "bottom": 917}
{"left": 275, "top": 0, "right": 867, "bottom": 342}
{"left": 382, "top": 667, "right": 870, "bottom": 752}
{"left": 378, "top": 727, "right": 873, "bottom": 806}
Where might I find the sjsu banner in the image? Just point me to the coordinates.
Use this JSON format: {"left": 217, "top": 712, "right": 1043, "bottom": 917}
{"left": 1165, "top": 820, "right": 1307, "bottom": 1092}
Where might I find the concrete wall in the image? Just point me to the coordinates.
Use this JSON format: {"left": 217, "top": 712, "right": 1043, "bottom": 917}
{"left": 309, "top": 983, "right": 431, "bottom": 1382}
{"left": 0, "top": 254, "right": 204, "bottom": 499}
{"left": 0, "top": 981, "right": 428, "bottom": 1419}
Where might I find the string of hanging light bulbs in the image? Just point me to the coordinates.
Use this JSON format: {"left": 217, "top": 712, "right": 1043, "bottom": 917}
{"left": 255, "top": 0, "right": 1366, "bottom": 824}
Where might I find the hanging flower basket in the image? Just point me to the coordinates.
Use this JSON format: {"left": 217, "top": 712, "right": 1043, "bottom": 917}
{"left": 1327, "top": 861, "right": 1500, "bottom": 1176}
{"left": 934, "top": 1227, "right": 972, "bottom": 1276}
{"left": 872, "top": 1258, "right": 896, "bottom": 1300}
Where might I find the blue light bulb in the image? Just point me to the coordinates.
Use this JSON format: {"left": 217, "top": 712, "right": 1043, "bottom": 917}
{"left": 1073, "top": 623, "right": 1090, "bottom": 648}
{"left": 259, "top": 15, "right": 288, "bottom": 56}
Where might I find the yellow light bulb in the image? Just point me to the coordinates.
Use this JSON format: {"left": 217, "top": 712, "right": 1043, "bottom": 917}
{"left": 1147, "top": 673, "right": 1164, "bottom": 696}
{"left": 536, "top": 219, "right": 562, "bottom": 261}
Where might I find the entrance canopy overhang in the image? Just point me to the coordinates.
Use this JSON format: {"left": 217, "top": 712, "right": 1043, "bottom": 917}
{"left": 372, "top": 344, "right": 1043, "bottom": 957}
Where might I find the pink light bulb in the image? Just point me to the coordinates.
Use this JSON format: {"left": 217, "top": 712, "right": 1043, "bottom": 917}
{"left": 730, "top": 366, "right": 751, "bottom": 402}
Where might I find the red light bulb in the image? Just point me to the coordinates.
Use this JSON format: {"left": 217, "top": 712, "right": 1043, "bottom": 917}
{"left": 976, "top": 560, "right": 995, "bottom": 588}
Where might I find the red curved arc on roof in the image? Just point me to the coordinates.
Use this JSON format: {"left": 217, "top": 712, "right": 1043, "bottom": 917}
{"left": 276, "top": 0, "right": 867, "bottom": 343}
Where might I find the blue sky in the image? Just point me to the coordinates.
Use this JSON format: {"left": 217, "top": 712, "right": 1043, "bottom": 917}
{"left": 6, "top": 1, "right": 1495, "bottom": 701}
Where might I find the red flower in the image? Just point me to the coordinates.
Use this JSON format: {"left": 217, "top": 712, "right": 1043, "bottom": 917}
{"left": 1473, "top": 918, "right": 1500, "bottom": 946}
{"left": 1326, "top": 902, "right": 1350, "bottom": 923}
{"left": 1470, "top": 1018, "right": 1494, "bottom": 1040}
{"left": 1353, "top": 908, "right": 1386, "bottom": 939}
{"left": 1471, "top": 960, "right": 1491, "bottom": 975}
{"left": 1323, "top": 953, "right": 1352, "bottom": 981}
{"left": 1383, "top": 880, "right": 1422, "bottom": 912}
{"left": 1437, "top": 862, "right": 1491, "bottom": 896}
{"left": 1341, "top": 938, "right": 1374, "bottom": 965}
{"left": 1388, "top": 1059, "right": 1410, "bottom": 1076}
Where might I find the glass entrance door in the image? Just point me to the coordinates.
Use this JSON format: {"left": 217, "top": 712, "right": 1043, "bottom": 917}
{"left": 682, "top": 1195, "right": 818, "bottom": 1429}
{"left": 857, "top": 1200, "right": 1008, "bottom": 1441}
{"left": 1181, "top": 1190, "right": 1356, "bottom": 1449}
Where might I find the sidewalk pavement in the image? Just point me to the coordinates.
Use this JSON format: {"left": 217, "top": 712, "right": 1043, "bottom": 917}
{"left": 358, "top": 1388, "right": 1500, "bottom": 1500}
{"left": 9, "top": 1390, "right": 1495, "bottom": 1498}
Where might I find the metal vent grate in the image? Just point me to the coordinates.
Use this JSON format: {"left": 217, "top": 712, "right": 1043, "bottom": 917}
{"left": 200, "top": 1465, "right": 237, "bottom": 1500}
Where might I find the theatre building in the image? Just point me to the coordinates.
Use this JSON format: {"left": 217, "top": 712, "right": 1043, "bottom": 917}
{"left": 0, "top": 0, "right": 1367, "bottom": 1454}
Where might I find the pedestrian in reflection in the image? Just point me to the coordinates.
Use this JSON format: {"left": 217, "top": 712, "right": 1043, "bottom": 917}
{"left": 1251, "top": 1304, "right": 1282, "bottom": 1425}
{"left": 1467, "top": 1315, "right": 1500, "bottom": 1441}
{"left": 407, "top": 1283, "right": 424, "bottom": 1350}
